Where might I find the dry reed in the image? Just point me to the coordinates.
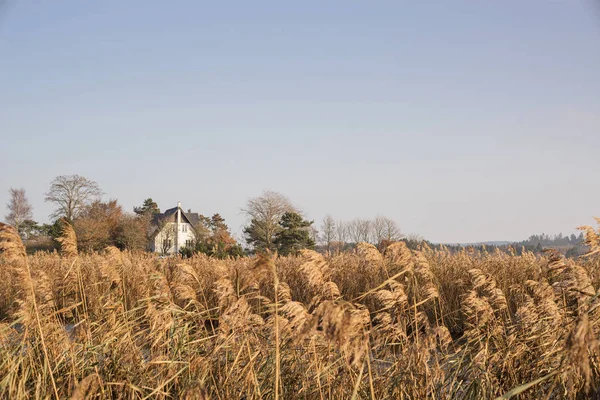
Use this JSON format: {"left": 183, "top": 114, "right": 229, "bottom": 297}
{"left": 0, "top": 234, "right": 599, "bottom": 399}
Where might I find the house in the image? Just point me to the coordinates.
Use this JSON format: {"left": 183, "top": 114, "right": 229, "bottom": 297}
{"left": 150, "top": 202, "right": 201, "bottom": 254}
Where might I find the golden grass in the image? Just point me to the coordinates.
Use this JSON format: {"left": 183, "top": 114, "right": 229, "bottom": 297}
{"left": 57, "top": 219, "right": 78, "bottom": 258}
{"left": 1, "top": 235, "right": 600, "bottom": 399}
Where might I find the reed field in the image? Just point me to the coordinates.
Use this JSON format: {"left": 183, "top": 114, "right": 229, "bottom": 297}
{"left": 1, "top": 221, "right": 600, "bottom": 399}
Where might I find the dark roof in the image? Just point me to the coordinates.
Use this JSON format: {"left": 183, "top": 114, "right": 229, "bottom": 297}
{"left": 163, "top": 206, "right": 178, "bottom": 215}
{"left": 182, "top": 211, "right": 201, "bottom": 226}
{"left": 151, "top": 205, "right": 200, "bottom": 227}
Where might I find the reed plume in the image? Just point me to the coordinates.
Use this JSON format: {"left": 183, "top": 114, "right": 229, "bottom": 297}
{"left": 0, "top": 222, "right": 26, "bottom": 262}
{"left": 0, "top": 220, "right": 599, "bottom": 399}
{"left": 578, "top": 217, "right": 600, "bottom": 256}
{"left": 57, "top": 219, "right": 78, "bottom": 258}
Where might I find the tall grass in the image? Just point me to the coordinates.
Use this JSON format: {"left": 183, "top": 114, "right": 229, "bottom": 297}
{"left": 1, "top": 221, "right": 600, "bottom": 399}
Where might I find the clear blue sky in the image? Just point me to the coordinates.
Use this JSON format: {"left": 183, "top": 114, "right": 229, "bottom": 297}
{"left": 1, "top": 1, "right": 599, "bottom": 243}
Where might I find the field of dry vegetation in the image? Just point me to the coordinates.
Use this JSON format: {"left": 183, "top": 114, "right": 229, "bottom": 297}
{"left": 1, "top": 221, "right": 600, "bottom": 399}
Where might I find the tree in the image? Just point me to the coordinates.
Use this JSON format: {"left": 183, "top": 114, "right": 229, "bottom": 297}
{"left": 335, "top": 220, "right": 348, "bottom": 243}
{"left": 156, "top": 217, "right": 177, "bottom": 255}
{"left": 69, "top": 198, "right": 151, "bottom": 253}
{"left": 333, "top": 220, "right": 348, "bottom": 254}
{"left": 190, "top": 214, "right": 212, "bottom": 247}
{"left": 309, "top": 226, "right": 319, "bottom": 247}
{"left": 134, "top": 198, "right": 160, "bottom": 216}
{"left": 360, "top": 219, "right": 373, "bottom": 243}
{"left": 373, "top": 215, "right": 402, "bottom": 244}
{"left": 206, "top": 213, "right": 242, "bottom": 258}
{"left": 347, "top": 219, "right": 361, "bottom": 243}
{"left": 210, "top": 214, "right": 235, "bottom": 244}
{"left": 74, "top": 199, "right": 123, "bottom": 252}
{"left": 19, "top": 219, "right": 42, "bottom": 240}
{"left": 320, "top": 215, "right": 336, "bottom": 254}
{"left": 45, "top": 175, "right": 102, "bottom": 221}
{"left": 5, "top": 188, "right": 33, "bottom": 237}
{"left": 535, "top": 242, "right": 544, "bottom": 253}
{"left": 570, "top": 233, "right": 577, "bottom": 244}
{"left": 185, "top": 213, "right": 243, "bottom": 259}
{"left": 40, "top": 219, "right": 64, "bottom": 240}
{"left": 347, "top": 218, "right": 372, "bottom": 244}
{"left": 210, "top": 213, "right": 230, "bottom": 239}
{"left": 115, "top": 214, "right": 150, "bottom": 251}
{"left": 243, "top": 190, "right": 297, "bottom": 251}
{"left": 273, "top": 212, "right": 315, "bottom": 256}
{"left": 404, "top": 233, "right": 424, "bottom": 250}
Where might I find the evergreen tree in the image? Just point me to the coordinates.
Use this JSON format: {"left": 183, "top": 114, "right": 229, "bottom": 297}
{"left": 41, "top": 219, "right": 64, "bottom": 240}
{"left": 570, "top": 233, "right": 577, "bottom": 244}
{"left": 134, "top": 198, "right": 160, "bottom": 216}
{"left": 242, "top": 191, "right": 297, "bottom": 252}
{"left": 191, "top": 213, "right": 244, "bottom": 259}
{"left": 244, "top": 218, "right": 270, "bottom": 251}
{"left": 208, "top": 213, "right": 241, "bottom": 258}
{"left": 210, "top": 213, "right": 229, "bottom": 236}
{"left": 535, "top": 242, "right": 543, "bottom": 253}
{"left": 273, "top": 212, "right": 315, "bottom": 256}
{"left": 19, "top": 219, "right": 42, "bottom": 240}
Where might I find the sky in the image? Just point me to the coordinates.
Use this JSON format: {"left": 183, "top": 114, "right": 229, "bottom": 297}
{"left": 1, "top": 1, "right": 599, "bottom": 244}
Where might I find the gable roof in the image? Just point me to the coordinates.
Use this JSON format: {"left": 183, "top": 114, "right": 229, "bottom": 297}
{"left": 149, "top": 204, "right": 201, "bottom": 236}
{"left": 152, "top": 206, "right": 200, "bottom": 225}
{"left": 182, "top": 210, "right": 201, "bottom": 226}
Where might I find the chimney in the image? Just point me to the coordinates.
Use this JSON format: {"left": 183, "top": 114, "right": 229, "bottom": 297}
{"left": 175, "top": 202, "right": 181, "bottom": 253}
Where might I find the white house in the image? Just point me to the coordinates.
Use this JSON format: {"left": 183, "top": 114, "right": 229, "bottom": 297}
{"left": 150, "top": 202, "right": 201, "bottom": 254}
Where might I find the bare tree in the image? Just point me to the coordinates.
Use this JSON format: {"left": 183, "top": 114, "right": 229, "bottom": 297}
{"left": 45, "top": 175, "right": 102, "bottom": 221}
{"left": 335, "top": 220, "right": 347, "bottom": 243}
{"left": 320, "top": 215, "right": 336, "bottom": 254}
{"left": 373, "top": 216, "right": 385, "bottom": 244}
{"left": 347, "top": 219, "right": 361, "bottom": 243}
{"left": 404, "top": 233, "right": 425, "bottom": 250}
{"left": 373, "top": 215, "right": 403, "bottom": 244}
{"left": 348, "top": 218, "right": 372, "bottom": 243}
{"left": 333, "top": 220, "right": 348, "bottom": 254}
{"left": 242, "top": 190, "right": 297, "bottom": 251}
{"left": 406, "top": 233, "right": 424, "bottom": 244}
{"left": 156, "top": 218, "right": 177, "bottom": 255}
{"left": 309, "top": 225, "right": 320, "bottom": 246}
{"left": 191, "top": 215, "right": 211, "bottom": 248}
{"left": 5, "top": 188, "right": 33, "bottom": 236}
{"left": 382, "top": 217, "right": 403, "bottom": 242}
{"left": 358, "top": 219, "right": 373, "bottom": 243}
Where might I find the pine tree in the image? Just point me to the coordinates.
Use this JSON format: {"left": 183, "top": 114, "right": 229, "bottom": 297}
{"left": 273, "top": 212, "right": 315, "bottom": 256}
{"left": 134, "top": 198, "right": 160, "bottom": 216}
{"left": 242, "top": 190, "right": 296, "bottom": 251}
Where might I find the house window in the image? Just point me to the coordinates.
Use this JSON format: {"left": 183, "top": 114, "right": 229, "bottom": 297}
{"left": 182, "top": 224, "right": 188, "bottom": 232}
{"left": 185, "top": 239, "right": 192, "bottom": 247}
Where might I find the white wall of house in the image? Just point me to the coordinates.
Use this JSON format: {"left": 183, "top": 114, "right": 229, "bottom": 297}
{"left": 152, "top": 204, "right": 197, "bottom": 254}
{"left": 177, "top": 221, "right": 196, "bottom": 252}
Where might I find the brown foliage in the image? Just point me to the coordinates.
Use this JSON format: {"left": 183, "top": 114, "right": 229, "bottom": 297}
{"left": 74, "top": 199, "right": 122, "bottom": 252}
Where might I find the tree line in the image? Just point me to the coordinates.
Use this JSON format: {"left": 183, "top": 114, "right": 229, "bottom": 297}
{"left": 240, "top": 190, "right": 406, "bottom": 255}
{"left": 6, "top": 174, "right": 590, "bottom": 259}
{"left": 4, "top": 175, "right": 406, "bottom": 257}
